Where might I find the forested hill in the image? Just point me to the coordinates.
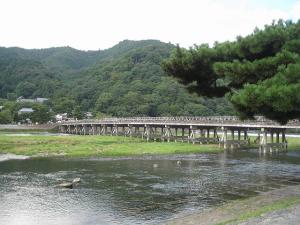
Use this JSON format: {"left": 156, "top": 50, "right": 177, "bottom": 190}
{"left": 0, "top": 40, "right": 234, "bottom": 118}
{"left": 0, "top": 40, "right": 171, "bottom": 76}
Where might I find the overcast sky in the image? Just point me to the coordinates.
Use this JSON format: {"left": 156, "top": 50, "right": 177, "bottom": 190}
{"left": 0, "top": 0, "right": 299, "bottom": 50}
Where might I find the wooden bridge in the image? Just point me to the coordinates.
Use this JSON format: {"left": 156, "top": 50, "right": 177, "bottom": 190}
{"left": 59, "top": 116, "right": 300, "bottom": 153}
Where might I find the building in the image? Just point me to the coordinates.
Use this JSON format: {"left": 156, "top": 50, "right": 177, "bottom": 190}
{"left": 17, "top": 96, "right": 49, "bottom": 103}
{"left": 36, "top": 98, "right": 49, "bottom": 103}
{"left": 18, "top": 108, "right": 34, "bottom": 115}
{"left": 85, "top": 112, "right": 93, "bottom": 119}
{"left": 55, "top": 113, "right": 68, "bottom": 122}
{"left": 16, "top": 96, "right": 35, "bottom": 103}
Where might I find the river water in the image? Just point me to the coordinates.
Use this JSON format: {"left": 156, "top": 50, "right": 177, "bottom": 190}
{"left": 0, "top": 151, "right": 300, "bottom": 225}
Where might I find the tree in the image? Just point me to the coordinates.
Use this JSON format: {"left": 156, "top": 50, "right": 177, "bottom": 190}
{"left": 32, "top": 105, "right": 51, "bottom": 124}
{"left": 52, "top": 97, "right": 75, "bottom": 115}
{"left": 16, "top": 82, "right": 36, "bottom": 98}
{"left": 7, "top": 92, "right": 17, "bottom": 101}
{"left": 163, "top": 20, "right": 300, "bottom": 124}
{"left": 73, "top": 106, "right": 83, "bottom": 120}
{"left": 0, "top": 110, "right": 12, "bottom": 124}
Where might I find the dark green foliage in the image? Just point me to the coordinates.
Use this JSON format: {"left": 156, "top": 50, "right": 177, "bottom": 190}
{"left": 0, "top": 39, "right": 235, "bottom": 122}
{"left": 73, "top": 42, "right": 233, "bottom": 117}
{"left": 0, "top": 109, "right": 12, "bottom": 124}
{"left": 16, "top": 82, "right": 36, "bottom": 98}
{"left": 230, "top": 63, "right": 300, "bottom": 124}
{"left": 7, "top": 93, "right": 16, "bottom": 101}
{"left": 31, "top": 104, "right": 51, "bottom": 123}
{"left": 163, "top": 20, "right": 300, "bottom": 123}
{"left": 73, "top": 106, "right": 83, "bottom": 120}
{"left": 0, "top": 56, "right": 60, "bottom": 99}
{"left": 52, "top": 97, "right": 76, "bottom": 115}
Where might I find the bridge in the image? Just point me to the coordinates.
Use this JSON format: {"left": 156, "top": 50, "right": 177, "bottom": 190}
{"left": 59, "top": 116, "right": 300, "bottom": 153}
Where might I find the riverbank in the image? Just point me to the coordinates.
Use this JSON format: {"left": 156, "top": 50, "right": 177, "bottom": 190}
{"left": 0, "top": 134, "right": 221, "bottom": 157}
{"left": 163, "top": 184, "right": 300, "bottom": 225}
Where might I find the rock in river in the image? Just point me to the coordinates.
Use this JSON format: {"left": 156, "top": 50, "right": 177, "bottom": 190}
{"left": 57, "top": 178, "right": 81, "bottom": 189}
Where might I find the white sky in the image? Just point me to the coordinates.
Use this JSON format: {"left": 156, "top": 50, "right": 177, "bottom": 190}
{"left": 0, "top": 0, "right": 299, "bottom": 50}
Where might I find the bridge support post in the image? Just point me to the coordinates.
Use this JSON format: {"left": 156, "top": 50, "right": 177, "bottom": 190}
{"left": 259, "top": 128, "right": 267, "bottom": 153}
{"left": 282, "top": 129, "right": 288, "bottom": 152}
{"left": 128, "top": 125, "right": 133, "bottom": 137}
{"left": 165, "top": 125, "right": 171, "bottom": 142}
{"left": 220, "top": 127, "right": 228, "bottom": 149}
{"left": 59, "top": 126, "right": 65, "bottom": 133}
{"left": 85, "top": 125, "right": 89, "bottom": 135}
{"left": 81, "top": 125, "right": 85, "bottom": 135}
{"left": 276, "top": 131, "right": 280, "bottom": 143}
{"left": 189, "top": 126, "right": 195, "bottom": 144}
{"left": 270, "top": 131, "right": 274, "bottom": 153}
{"left": 94, "top": 125, "right": 97, "bottom": 135}
{"left": 144, "top": 125, "right": 151, "bottom": 142}
{"left": 142, "top": 126, "right": 145, "bottom": 140}
{"left": 154, "top": 127, "right": 157, "bottom": 141}
{"left": 244, "top": 130, "right": 248, "bottom": 141}
{"left": 213, "top": 129, "right": 217, "bottom": 138}
{"left": 112, "top": 125, "right": 118, "bottom": 136}
{"left": 231, "top": 129, "right": 235, "bottom": 141}
{"left": 101, "top": 125, "right": 107, "bottom": 135}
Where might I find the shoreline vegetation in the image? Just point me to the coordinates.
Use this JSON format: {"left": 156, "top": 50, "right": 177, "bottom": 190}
{"left": 0, "top": 133, "right": 221, "bottom": 157}
{"left": 0, "top": 130, "right": 300, "bottom": 157}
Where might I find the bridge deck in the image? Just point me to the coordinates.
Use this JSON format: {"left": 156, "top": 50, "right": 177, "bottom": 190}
{"left": 61, "top": 116, "right": 300, "bottom": 129}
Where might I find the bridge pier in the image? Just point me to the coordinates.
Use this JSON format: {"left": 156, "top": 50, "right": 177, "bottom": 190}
{"left": 259, "top": 128, "right": 288, "bottom": 153}
{"left": 165, "top": 125, "right": 171, "bottom": 142}
{"left": 219, "top": 127, "right": 250, "bottom": 150}
{"left": 144, "top": 125, "right": 151, "bottom": 142}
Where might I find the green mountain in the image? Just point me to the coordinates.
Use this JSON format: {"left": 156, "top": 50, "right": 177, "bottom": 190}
{"left": 0, "top": 40, "right": 234, "bottom": 118}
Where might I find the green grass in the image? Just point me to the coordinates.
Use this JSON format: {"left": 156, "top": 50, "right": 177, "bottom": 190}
{"left": 1, "top": 133, "right": 300, "bottom": 157}
{"left": 285, "top": 137, "right": 300, "bottom": 151}
{"left": 0, "top": 134, "right": 221, "bottom": 157}
{"left": 215, "top": 196, "right": 300, "bottom": 225}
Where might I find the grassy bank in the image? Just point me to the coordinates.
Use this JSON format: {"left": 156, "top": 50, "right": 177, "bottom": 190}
{"left": 0, "top": 134, "right": 221, "bottom": 157}
{"left": 1, "top": 133, "right": 300, "bottom": 157}
{"left": 285, "top": 137, "right": 300, "bottom": 151}
{"left": 216, "top": 196, "right": 300, "bottom": 225}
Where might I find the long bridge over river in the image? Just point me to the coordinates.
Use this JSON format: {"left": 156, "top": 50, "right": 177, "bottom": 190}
{"left": 59, "top": 116, "right": 300, "bottom": 153}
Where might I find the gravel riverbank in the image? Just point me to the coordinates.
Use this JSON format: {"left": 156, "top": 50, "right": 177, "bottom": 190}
{"left": 162, "top": 184, "right": 300, "bottom": 225}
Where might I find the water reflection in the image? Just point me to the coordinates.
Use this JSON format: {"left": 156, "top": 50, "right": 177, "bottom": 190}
{"left": 0, "top": 151, "right": 300, "bottom": 225}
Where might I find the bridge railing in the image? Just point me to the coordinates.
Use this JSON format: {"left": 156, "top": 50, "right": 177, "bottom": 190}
{"left": 60, "top": 116, "right": 300, "bottom": 126}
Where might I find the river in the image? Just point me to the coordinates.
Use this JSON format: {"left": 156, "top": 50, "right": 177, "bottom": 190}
{"left": 0, "top": 150, "right": 300, "bottom": 225}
